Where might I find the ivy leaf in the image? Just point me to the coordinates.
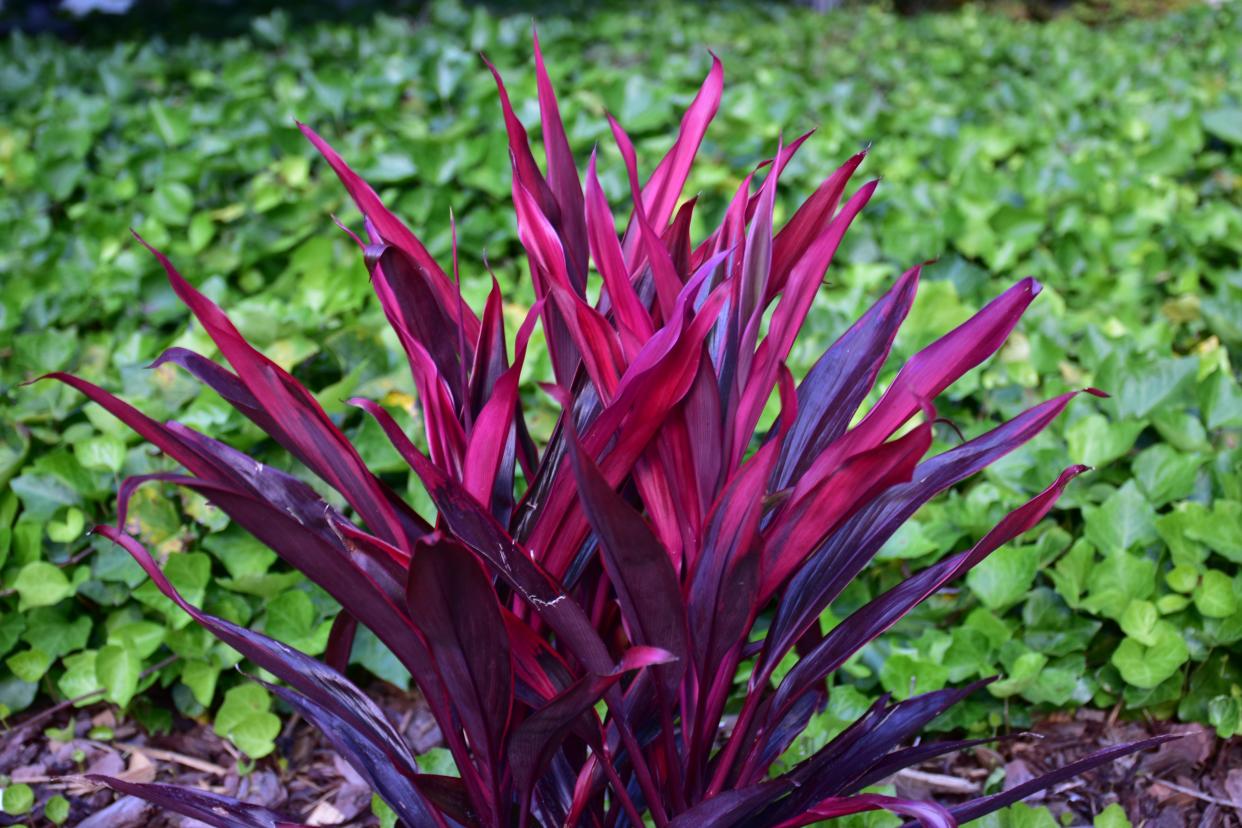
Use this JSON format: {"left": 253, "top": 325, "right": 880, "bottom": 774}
{"left": 1111, "top": 622, "right": 1190, "bottom": 689}
{"left": 372, "top": 795, "right": 399, "bottom": 828}
{"left": 1, "top": 783, "right": 34, "bottom": 816}
{"left": 12, "top": 561, "right": 72, "bottom": 609}
{"left": 22, "top": 608, "right": 91, "bottom": 658}
{"left": 1202, "top": 107, "right": 1242, "bottom": 144}
{"left": 107, "top": 621, "right": 167, "bottom": 659}
{"left": 1119, "top": 600, "right": 1160, "bottom": 647}
{"left": 180, "top": 660, "right": 220, "bottom": 708}
{"left": 1201, "top": 369, "right": 1242, "bottom": 429}
{"left": 1083, "top": 551, "right": 1157, "bottom": 620}
{"left": 1005, "top": 801, "right": 1058, "bottom": 828}
{"left": 1149, "top": 409, "right": 1210, "bottom": 452}
{"left": 203, "top": 529, "right": 278, "bottom": 580}
{"left": 0, "top": 615, "right": 24, "bottom": 660}
{"left": 966, "top": 543, "right": 1039, "bottom": 612}
{"left": 1094, "top": 803, "right": 1132, "bottom": 828}
{"left": 74, "top": 436, "right": 127, "bottom": 473}
{"left": 47, "top": 507, "right": 86, "bottom": 544}
{"left": 1165, "top": 565, "right": 1199, "bottom": 594}
{"left": 261, "top": 590, "right": 316, "bottom": 642}
{"left": 1083, "top": 482, "right": 1157, "bottom": 555}
{"left": 214, "top": 684, "right": 280, "bottom": 758}
{"left": 988, "top": 651, "right": 1047, "bottom": 699}
{"left": 57, "top": 651, "right": 100, "bottom": 700}
{"left": 879, "top": 653, "right": 948, "bottom": 700}
{"left": 1208, "top": 696, "right": 1241, "bottom": 739}
{"left": 44, "top": 794, "right": 71, "bottom": 825}
{"left": 1184, "top": 501, "right": 1242, "bottom": 563}
{"left": 1048, "top": 540, "right": 1094, "bottom": 608}
{"left": 1066, "top": 415, "right": 1143, "bottom": 468}
{"left": 1132, "top": 445, "right": 1202, "bottom": 508}
{"left": 1194, "top": 571, "right": 1239, "bottom": 619}
{"left": 1111, "top": 357, "right": 1197, "bottom": 419}
{"left": 96, "top": 643, "right": 141, "bottom": 708}
{"left": 1023, "top": 655, "right": 1089, "bottom": 706}
{"left": 5, "top": 648, "right": 52, "bottom": 683}
{"left": 1155, "top": 508, "right": 1208, "bottom": 568}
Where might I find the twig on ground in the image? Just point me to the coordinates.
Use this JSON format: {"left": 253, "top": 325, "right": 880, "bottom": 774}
{"left": 894, "top": 767, "right": 979, "bottom": 794}
{"left": 1152, "top": 777, "right": 1242, "bottom": 811}
{"left": 112, "top": 742, "right": 230, "bottom": 777}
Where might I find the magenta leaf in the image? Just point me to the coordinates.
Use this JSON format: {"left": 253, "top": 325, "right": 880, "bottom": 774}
{"left": 406, "top": 534, "right": 514, "bottom": 807}
{"left": 566, "top": 427, "right": 689, "bottom": 694}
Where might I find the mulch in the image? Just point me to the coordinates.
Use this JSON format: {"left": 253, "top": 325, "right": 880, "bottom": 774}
{"left": 900, "top": 709, "right": 1242, "bottom": 826}
{"left": 0, "top": 683, "right": 441, "bottom": 827}
{"left": 2, "top": 687, "right": 1239, "bottom": 827}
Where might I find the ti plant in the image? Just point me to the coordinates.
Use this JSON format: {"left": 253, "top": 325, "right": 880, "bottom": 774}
{"left": 44, "top": 35, "right": 1167, "bottom": 828}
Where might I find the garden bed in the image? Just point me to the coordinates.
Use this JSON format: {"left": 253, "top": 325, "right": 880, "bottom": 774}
{"left": 3, "top": 688, "right": 1238, "bottom": 826}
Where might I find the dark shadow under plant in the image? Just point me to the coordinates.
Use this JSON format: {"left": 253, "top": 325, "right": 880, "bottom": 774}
{"left": 41, "top": 31, "right": 1170, "bottom": 828}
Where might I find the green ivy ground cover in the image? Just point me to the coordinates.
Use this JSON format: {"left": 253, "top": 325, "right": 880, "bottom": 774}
{"left": 1, "top": 0, "right": 1240, "bottom": 780}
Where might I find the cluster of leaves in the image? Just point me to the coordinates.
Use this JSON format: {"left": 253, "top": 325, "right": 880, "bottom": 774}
{"left": 41, "top": 20, "right": 1175, "bottom": 826}
{"left": 885, "top": 0, "right": 1203, "bottom": 23}
{"left": 0, "top": 0, "right": 1239, "bottom": 763}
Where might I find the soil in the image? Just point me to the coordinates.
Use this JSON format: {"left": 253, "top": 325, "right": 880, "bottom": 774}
{"left": 2, "top": 689, "right": 1238, "bottom": 827}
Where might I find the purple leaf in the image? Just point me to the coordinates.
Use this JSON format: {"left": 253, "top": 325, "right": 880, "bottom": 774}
{"left": 91, "top": 527, "right": 446, "bottom": 827}
{"left": 509, "top": 646, "right": 675, "bottom": 814}
{"left": 369, "top": 243, "right": 471, "bottom": 407}
{"left": 930, "top": 736, "right": 1179, "bottom": 825}
{"left": 764, "top": 465, "right": 1088, "bottom": 734}
{"left": 761, "top": 391, "right": 1091, "bottom": 696}
{"left": 816, "top": 277, "right": 1042, "bottom": 473}
{"left": 86, "top": 777, "right": 307, "bottom": 828}
{"left": 351, "top": 397, "right": 616, "bottom": 676}
{"left": 665, "top": 780, "right": 791, "bottom": 828}
{"left": 761, "top": 412, "right": 933, "bottom": 599}
{"left": 298, "top": 121, "right": 478, "bottom": 340}
{"left": 533, "top": 28, "right": 589, "bottom": 292}
{"left": 463, "top": 299, "right": 541, "bottom": 510}
{"left": 585, "top": 154, "right": 652, "bottom": 349}
{"left": 772, "top": 265, "right": 920, "bottom": 491}
{"left": 731, "top": 179, "right": 875, "bottom": 466}
{"left": 323, "top": 612, "right": 358, "bottom": 673}
{"left": 133, "top": 233, "right": 411, "bottom": 549}
{"left": 767, "top": 151, "right": 866, "bottom": 300}
{"left": 774, "top": 794, "right": 955, "bottom": 828}
{"left": 484, "top": 55, "right": 561, "bottom": 228}
{"left": 257, "top": 676, "right": 454, "bottom": 828}
{"left": 566, "top": 427, "right": 689, "bottom": 695}
{"left": 621, "top": 53, "right": 723, "bottom": 263}
{"left": 406, "top": 534, "right": 514, "bottom": 805}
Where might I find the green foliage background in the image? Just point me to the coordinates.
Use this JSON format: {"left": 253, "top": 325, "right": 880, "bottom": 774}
{"left": 1, "top": 0, "right": 1240, "bottom": 766}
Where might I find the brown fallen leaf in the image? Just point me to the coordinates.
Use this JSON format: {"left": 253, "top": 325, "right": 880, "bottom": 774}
{"left": 330, "top": 782, "right": 374, "bottom": 823}
{"left": 1224, "top": 767, "right": 1242, "bottom": 806}
{"left": 85, "top": 749, "right": 125, "bottom": 778}
{"left": 10, "top": 763, "right": 47, "bottom": 782}
{"left": 1142, "top": 724, "right": 1214, "bottom": 774}
{"left": 117, "top": 749, "right": 157, "bottom": 784}
{"left": 306, "top": 798, "right": 348, "bottom": 826}
{"left": 1004, "top": 758, "right": 1041, "bottom": 798}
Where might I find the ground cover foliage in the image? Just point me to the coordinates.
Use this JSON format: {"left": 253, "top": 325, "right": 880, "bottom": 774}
{"left": 33, "top": 27, "right": 1175, "bottom": 823}
{"left": 0, "top": 0, "right": 1240, "bottom": 809}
